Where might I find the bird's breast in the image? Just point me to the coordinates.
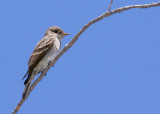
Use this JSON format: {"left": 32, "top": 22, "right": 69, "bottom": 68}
{"left": 35, "top": 39, "right": 61, "bottom": 71}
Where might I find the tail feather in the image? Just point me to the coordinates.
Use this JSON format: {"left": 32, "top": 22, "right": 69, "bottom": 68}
{"left": 22, "top": 71, "right": 37, "bottom": 98}
{"left": 22, "top": 69, "right": 31, "bottom": 98}
{"left": 22, "top": 81, "right": 31, "bottom": 98}
{"left": 24, "top": 74, "right": 31, "bottom": 85}
{"left": 23, "top": 70, "right": 32, "bottom": 85}
{"left": 22, "top": 69, "right": 30, "bottom": 80}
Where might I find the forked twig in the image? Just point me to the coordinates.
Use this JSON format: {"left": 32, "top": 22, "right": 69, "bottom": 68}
{"left": 108, "top": 0, "right": 113, "bottom": 12}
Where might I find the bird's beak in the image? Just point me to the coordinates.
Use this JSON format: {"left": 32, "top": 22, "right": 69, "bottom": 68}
{"left": 63, "top": 33, "right": 70, "bottom": 36}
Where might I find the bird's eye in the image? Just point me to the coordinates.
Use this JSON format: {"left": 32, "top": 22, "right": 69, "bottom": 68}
{"left": 54, "top": 30, "right": 58, "bottom": 33}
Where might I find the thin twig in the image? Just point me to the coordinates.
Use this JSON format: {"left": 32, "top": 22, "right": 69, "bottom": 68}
{"left": 12, "top": 1, "right": 160, "bottom": 113}
{"left": 108, "top": 0, "right": 113, "bottom": 12}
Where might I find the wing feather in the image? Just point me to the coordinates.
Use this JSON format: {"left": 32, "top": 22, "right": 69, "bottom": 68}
{"left": 22, "top": 37, "right": 54, "bottom": 80}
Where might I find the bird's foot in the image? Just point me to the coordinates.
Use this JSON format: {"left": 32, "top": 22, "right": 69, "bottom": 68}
{"left": 41, "top": 71, "right": 47, "bottom": 76}
{"left": 48, "top": 61, "right": 54, "bottom": 67}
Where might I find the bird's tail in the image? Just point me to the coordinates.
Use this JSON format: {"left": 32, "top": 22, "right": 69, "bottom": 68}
{"left": 22, "top": 81, "right": 31, "bottom": 98}
{"left": 22, "top": 72, "right": 37, "bottom": 98}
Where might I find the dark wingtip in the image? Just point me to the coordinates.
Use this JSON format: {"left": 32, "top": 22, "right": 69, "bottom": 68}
{"left": 24, "top": 78, "right": 29, "bottom": 85}
{"left": 22, "top": 70, "right": 29, "bottom": 80}
{"left": 22, "top": 82, "right": 31, "bottom": 98}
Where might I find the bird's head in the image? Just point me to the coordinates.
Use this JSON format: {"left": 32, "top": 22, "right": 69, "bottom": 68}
{"left": 45, "top": 26, "right": 69, "bottom": 41}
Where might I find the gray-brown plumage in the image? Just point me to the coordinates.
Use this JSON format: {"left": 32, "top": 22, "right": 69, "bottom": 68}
{"left": 22, "top": 26, "right": 69, "bottom": 98}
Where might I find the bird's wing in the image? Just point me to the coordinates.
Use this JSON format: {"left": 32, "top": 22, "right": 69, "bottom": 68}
{"left": 28, "top": 38, "right": 54, "bottom": 66}
{"left": 22, "top": 37, "right": 54, "bottom": 80}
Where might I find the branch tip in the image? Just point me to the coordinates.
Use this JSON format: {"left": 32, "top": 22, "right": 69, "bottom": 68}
{"left": 108, "top": 0, "right": 113, "bottom": 12}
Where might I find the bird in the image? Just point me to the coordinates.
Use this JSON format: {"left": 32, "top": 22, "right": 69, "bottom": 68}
{"left": 22, "top": 26, "right": 69, "bottom": 98}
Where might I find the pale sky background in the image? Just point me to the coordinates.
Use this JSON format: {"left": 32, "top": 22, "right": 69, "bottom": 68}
{"left": 0, "top": 0, "right": 160, "bottom": 114}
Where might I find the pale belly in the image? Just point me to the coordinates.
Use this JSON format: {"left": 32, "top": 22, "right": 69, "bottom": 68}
{"left": 34, "top": 40, "right": 60, "bottom": 72}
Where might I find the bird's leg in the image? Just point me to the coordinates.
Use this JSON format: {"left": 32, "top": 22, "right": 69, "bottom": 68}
{"left": 48, "top": 61, "right": 54, "bottom": 67}
{"left": 45, "top": 72, "right": 47, "bottom": 76}
{"left": 41, "top": 61, "right": 55, "bottom": 76}
{"left": 43, "top": 61, "right": 54, "bottom": 76}
{"left": 41, "top": 71, "right": 47, "bottom": 76}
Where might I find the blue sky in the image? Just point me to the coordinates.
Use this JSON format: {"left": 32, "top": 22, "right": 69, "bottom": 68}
{"left": 0, "top": 0, "right": 160, "bottom": 114}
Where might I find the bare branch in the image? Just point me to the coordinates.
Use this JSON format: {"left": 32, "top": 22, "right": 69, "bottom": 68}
{"left": 108, "top": 0, "right": 113, "bottom": 12}
{"left": 12, "top": 1, "right": 160, "bottom": 114}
